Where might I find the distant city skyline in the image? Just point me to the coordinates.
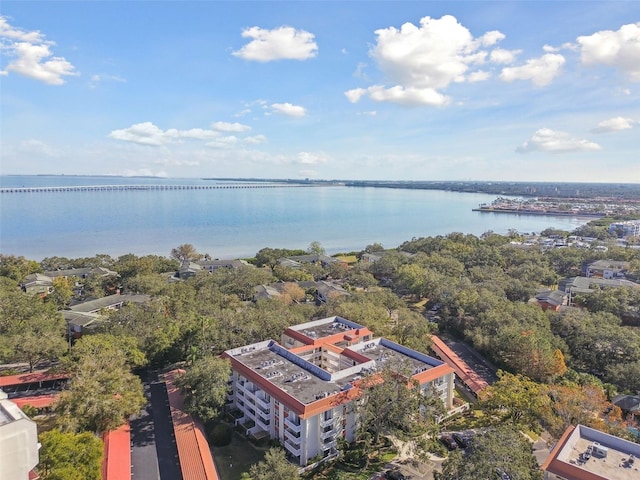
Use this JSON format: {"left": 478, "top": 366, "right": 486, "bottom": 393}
{"left": 1, "top": 1, "right": 639, "bottom": 182}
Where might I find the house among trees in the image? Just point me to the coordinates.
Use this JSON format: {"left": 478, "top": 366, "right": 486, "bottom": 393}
{"left": 222, "top": 316, "right": 455, "bottom": 466}
{"left": 62, "top": 293, "right": 150, "bottom": 338}
{"left": 21, "top": 267, "right": 119, "bottom": 296}
{"left": 534, "top": 289, "right": 569, "bottom": 312}
{"left": 586, "top": 260, "right": 631, "bottom": 280}
{"left": 277, "top": 254, "right": 343, "bottom": 269}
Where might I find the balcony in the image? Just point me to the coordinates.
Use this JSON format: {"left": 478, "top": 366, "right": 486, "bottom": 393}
{"left": 284, "top": 439, "right": 301, "bottom": 457}
{"left": 321, "top": 428, "right": 336, "bottom": 440}
{"left": 285, "top": 417, "right": 302, "bottom": 433}
{"left": 320, "top": 417, "right": 335, "bottom": 428}
{"left": 256, "top": 406, "right": 270, "bottom": 421}
{"left": 284, "top": 428, "right": 301, "bottom": 445}
{"left": 322, "top": 439, "right": 337, "bottom": 450}
{"left": 255, "top": 394, "right": 270, "bottom": 411}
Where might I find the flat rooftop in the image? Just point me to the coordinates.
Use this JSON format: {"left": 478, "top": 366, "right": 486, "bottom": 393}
{"left": 227, "top": 335, "right": 447, "bottom": 406}
{"left": 289, "top": 316, "right": 368, "bottom": 342}
{"left": 543, "top": 424, "right": 640, "bottom": 480}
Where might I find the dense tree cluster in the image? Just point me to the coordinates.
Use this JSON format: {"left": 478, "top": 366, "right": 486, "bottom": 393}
{"left": 2, "top": 227, "right": 640, "bottom": 476}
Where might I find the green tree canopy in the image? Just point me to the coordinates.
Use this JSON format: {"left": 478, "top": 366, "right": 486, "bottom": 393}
{"left": 439, "top": 425, "right": 543, "bottom": 480}
{"left": 38, "top": 429, "right": 103, "bottom": 480}
{"left": 176, "top": 355, "right": 231, "bottom": 423}
{"left": 247, "top": 447, "right": 299, "bottom": 480}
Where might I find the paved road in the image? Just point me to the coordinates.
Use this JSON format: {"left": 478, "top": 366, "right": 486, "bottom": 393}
{"left": 130, "top": 373, "right": 182, "bottom": 480}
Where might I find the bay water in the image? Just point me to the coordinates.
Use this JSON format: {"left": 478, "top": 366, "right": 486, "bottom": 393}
{"left": 0, "top": 176, "right": 588, "bottom": 261}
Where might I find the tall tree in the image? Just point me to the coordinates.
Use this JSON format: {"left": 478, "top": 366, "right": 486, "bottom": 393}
{"left": 357, "top": 365, "right": 443, "bottom": 444}
{"left": 56, "top": 335, "right": 145, "bottom": 433}
{"left": 176, "top": 355, "right": 231, "bottom": 423}
{"left": 170, "top": 243, "right": 202, "bottom": 263}
{"left": 0, "top": 278, "right": 67, "bottom": 371}
{"left": 247, "top": 447, "right": 300, "bottom": 480}
{"left": 439, "top": 425, "right": 543, "bottom": 480}
{"left": 38, "top": 429, "right": 103, "bottom": 480}
{"left": 307, "top": 240, "right": 326, "bottom": 255}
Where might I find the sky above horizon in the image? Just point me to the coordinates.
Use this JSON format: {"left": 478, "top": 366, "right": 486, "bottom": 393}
{"left": 1, "top": 1, "right": 639, "bottom": 182}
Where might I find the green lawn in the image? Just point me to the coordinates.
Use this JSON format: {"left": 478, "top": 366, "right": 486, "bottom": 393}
{"left": 211, "top": 430, "right": 267, "bottom": 480}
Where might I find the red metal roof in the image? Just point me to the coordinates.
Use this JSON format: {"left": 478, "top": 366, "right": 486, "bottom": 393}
{"left": 0, "top": 370, "right": 68, "bottom": 388}
{"left": 163, "top": 370, "right": 219, "bottom": 480}
{"left": 430, "top": 336, "right": 488, "bottom": 394}
{"left": 101, "top": 423, "right": 131, "bottom": 480}
{"left": 12, "top": 394, "right": 59, "bottom": 409}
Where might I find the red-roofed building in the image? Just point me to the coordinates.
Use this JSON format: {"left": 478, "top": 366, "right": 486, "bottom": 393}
{"left": 101, "top": 423, "right": 131, "bottom": 480}
{"left": 163, "top": 370, "right": 219, "bottom": 480}
{"left": 11, "top": 394, "right": 59, "bottom": 410}
{"left": 222, "top": 316, "right": 456, "bottom": 466}
{"left": 430, "top": 335, "right": 489, "bottom": 397}
{"left": 0, "top": 371, "right": 68, "bottom": 391}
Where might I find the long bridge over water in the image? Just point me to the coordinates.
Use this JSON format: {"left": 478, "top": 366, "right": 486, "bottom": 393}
{"left": 0, "top": 183, "right": 310, "bottom": 194}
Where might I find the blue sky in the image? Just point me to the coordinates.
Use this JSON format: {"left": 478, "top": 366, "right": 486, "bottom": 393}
{"left": 1, "top": 1, "right": 639, "bottom": 182}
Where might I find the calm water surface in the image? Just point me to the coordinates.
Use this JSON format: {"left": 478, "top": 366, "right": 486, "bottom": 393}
{"left": 0, "top": 176, "right": 588, "bottom": 260}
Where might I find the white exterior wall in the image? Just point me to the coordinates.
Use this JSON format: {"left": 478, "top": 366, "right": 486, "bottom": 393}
{"left": 0, "top": 398, "right": 39, "bottom": 480}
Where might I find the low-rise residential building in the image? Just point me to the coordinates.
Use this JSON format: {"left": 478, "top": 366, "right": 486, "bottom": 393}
{"left": 222, "top": 316, "right": 455, "bottom": 466}
{"left": 541, "top": 424, "right": 640, "bottom": 480}
{"left": 0, "top": 390, "right": 39, "bottom": 480}
{"left": 586, "top": 260, "right": 631, "bottom": 279}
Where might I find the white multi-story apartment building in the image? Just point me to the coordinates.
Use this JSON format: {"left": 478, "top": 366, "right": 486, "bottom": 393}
{"left": 223, "top": 316, "right": 455, "bottom": 466}
{"left": 0, "top": 390, "right": 39, "bottom": 480}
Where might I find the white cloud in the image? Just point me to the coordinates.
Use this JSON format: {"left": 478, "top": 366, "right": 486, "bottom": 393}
{"left": 500, "top": 53, "right": 565, "bottom": 86}
{"left": 348, "top": 15, "right": 508, "bottom": 106}
{"left": 205, "top": 136, "right": 238, "bottom": 148}
{"left": 347, "top": 85, "right": 450, "bottom": 106}
{"left": 591, "top": 116, "right": 635, "bottom": 133}
{"left": 109, "top": 122, "right": 221, "bottom": 146}
{"left": 578, "top": 22, "right": 640, "bottom": 81}
{"left": 244, "top": 134, "right": 267, "bottom": 144}
{"left": 212, "top": 121, "right": 251, "bottom": 132}
{"left": 490, "top": 48, "right": 521, "bottom": 64}
{"left": 468, "top": 70, "right": 490, "bottom": 82}
{"left": 271, "top": 102, "right": 307, "bottom": 117}
{"left": 294, "top": 152, "right": 328, "bottom": 165}
{"left": 0, "top": 16, "right": 77, "bottom": 85}
{"left": 232, "top": 26, "right": 318, "bottom": 62}
{"left": 517, "top": 128, "right": 601, "bottom": 153}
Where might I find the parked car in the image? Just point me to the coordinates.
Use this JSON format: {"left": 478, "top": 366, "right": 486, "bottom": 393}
{"left": 385, "top": 470, "right": 407, "bottom": 480}
{"left": 453, "top": 431, "right": 473, "bottom": 449}
{"left": 440, "top": 433, "right": 459, "bottom": 450}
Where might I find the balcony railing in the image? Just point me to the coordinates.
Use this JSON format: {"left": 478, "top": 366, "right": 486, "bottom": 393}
{"left": 320, "top": 417, "right": 335, "bottom": 428}
{"left": 284, "top": 439, "right": 301, "bottom": 457}
{"left": 284, "top": 428, "right": 301, "bottom": 445}
{"left": 285, "top": 417, "right": 302, "bottom": 433}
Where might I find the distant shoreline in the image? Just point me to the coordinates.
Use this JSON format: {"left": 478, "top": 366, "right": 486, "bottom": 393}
{"left": 472, "top": 207, "right": 604, "bottom": 218}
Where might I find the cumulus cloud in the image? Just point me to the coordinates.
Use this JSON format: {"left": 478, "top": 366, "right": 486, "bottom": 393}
{"left": 517, "top": 128, "right": 601, "bottom": 153}
{"left": 0, "top": 16, "right": 77, "bottom": 84}
{"left": 490, "top": 48, "right": 521, "bottom": 64}
{"left": 232, "top": 26, "right": 318, "bottom": 62}
{"left": 347, "top": 15, "right": 513, "bottom": 106}
{"left": 591, "top": 116, "right": 635, "bottom": 133}
{"left": 244, "top": 134, "right": 267, "bottom": 144}
{"left": 294, "top": 152, "right": 328, "bottom": 165}
{"left": 578, "top": 22, "right": 640, "bottom": 81}
{"left": 109, "top": 122, "right": 221, "bottom": 146}
{"left": 205, "top": 136, "right": 238, "bottom": 148}
{"left": 212, "top": 121, "right": 251, "bottom": 132}
{"left": 500, "top": 53, "right": 565, "bottom": 87}
{"left": 271, "top": 102, "right": 307, "bottom": 116}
